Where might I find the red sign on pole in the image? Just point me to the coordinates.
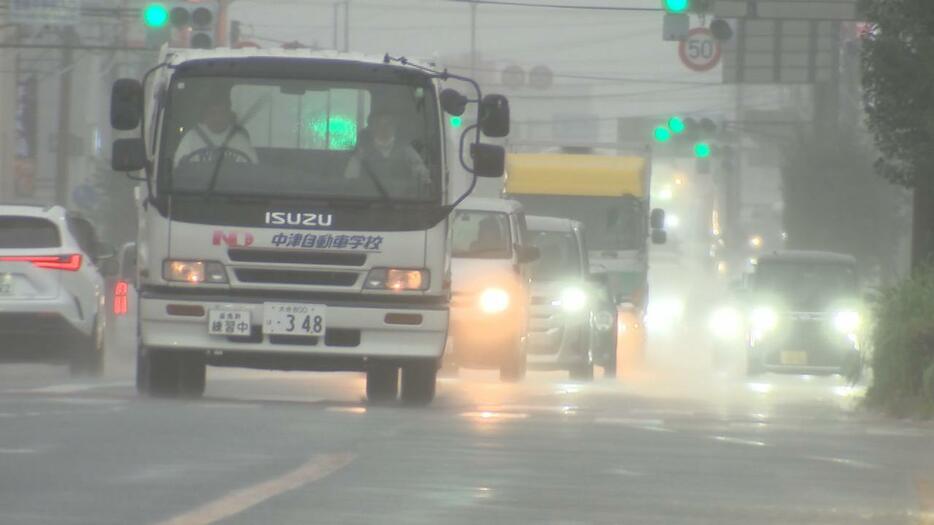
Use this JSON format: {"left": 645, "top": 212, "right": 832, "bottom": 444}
{"left": 679, "top": 28, "right": 722, "bottom": 72}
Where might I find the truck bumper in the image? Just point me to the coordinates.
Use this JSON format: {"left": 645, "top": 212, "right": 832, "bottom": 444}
{"left": 139, "top": 293, "right": 448, "bottom": 364}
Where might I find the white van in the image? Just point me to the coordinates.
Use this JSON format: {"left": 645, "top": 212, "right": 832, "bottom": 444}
{"left": 448, "top": 198, "right": 538, "bottom": 380}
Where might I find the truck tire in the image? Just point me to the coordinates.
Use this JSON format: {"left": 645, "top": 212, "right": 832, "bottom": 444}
{"left": 570, "top": 361, "right": 594, "bottom": 381}
{"left": 499, "top": 336, "right": 526, "bottom": 382}
{"left": 400, "top": 359, "right": 437, "bottom": 405}
{"left": 137, "top": 348, "right": 205, "bottom": 398}
{"left": 69, "top": 316, "right": 104, "bottom": 377}
{"left": 366, "top": 362, "right": 399, "bottom": 403}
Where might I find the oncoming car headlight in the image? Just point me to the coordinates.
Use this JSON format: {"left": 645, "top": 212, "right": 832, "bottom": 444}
{"left": 364, "top": 268, "right": 429, "bottom": 291}
{"left": 751, "top": 306, "right": 778, "bottom": 332}
{"left": 478, "top": 287, "right": 510, "bottom": 314}
{"left": 164, "top": 260, "right": 228, "bottom": 284}
{"left": 553, "top": 286, "right": 587, "bottom": 313}
{"left": 833, "top": 310, "right": 860, "bottom": 334}
{"left": 708, "top": 306, "right": 741, "bottom": 340}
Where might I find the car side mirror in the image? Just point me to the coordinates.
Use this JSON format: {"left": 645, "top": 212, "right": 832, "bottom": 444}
{"left": 98, "top": 257, "right": 119, "bottom": 277}
{"left": 471, "top": 143, "right": 506, "bottom": 178}
{"left": 651, "top": 229, "right": 667, "bottom": 245}
{"left": 517, "top": 245, "right": 540, "bottom": 264}
{"left": 112, "top": 138, "right": 147, "bottom": 172}
{"left": 111, "top": 78, "right": 143, "bottom": 130}
{"left": 650, "top": 208, "right": 666, "bottom": 230}
{"left": 479, "top": 94, "right": 510, "bottom": 138}
{"left": 440, "top": 88, "right": 468, "bottom": 117}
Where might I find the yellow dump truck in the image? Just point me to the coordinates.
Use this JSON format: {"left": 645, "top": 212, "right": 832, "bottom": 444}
{"left": 504, "top": 152, "right": 665, "bottom": 369}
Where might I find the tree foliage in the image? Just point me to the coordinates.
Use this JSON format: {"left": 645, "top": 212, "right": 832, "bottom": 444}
{"left": 861, "top": 0, "right": 934, "bottom": 187}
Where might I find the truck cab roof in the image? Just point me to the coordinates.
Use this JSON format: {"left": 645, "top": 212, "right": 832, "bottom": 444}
{"left": 526, "top": 215, "right": 582, "bottom": 234}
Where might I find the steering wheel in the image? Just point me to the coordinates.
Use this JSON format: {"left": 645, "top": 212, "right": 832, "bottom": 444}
{"left": 177, "top": 146, "right": 254, "bottom": 166}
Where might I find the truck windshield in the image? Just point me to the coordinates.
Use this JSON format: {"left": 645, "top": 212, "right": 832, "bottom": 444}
{"left": 528, "top": 230, "right": 581, "bottom": 281}
{"left": 754, "top": 261, "right": 858, "bottom": 309}
{"left": 158, "top": 75, "right": 440, "bottom": 203}
{"left": 452, "top": 211, "right": 512, "bottom": 259}
{"left": 513, "top": 195, "right": 644, "bottom": 251}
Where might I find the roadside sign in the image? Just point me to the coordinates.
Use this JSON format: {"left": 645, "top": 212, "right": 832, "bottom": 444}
{"left": 679, "top": 28, "right": 722, "bottom": 72}
{"left": 11, "top": 0, "right": 81, "bottom": 26}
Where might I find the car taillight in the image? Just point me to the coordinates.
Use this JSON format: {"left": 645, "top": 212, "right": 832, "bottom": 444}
{"left": 0, "top": 254, "right": 82, "bottom": 271}
{"left": 114, "top": 280, "right": 129, "bottom": 316}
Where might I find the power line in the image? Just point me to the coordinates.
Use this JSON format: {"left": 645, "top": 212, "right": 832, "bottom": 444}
{"left": 445, "top": 0, "right": 662, "bottom": 12}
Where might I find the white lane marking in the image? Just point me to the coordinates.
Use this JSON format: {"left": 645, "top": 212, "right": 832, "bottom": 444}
{"left": 594, "top": 417, "right": 673, "bottom": 432}
{"left": 710, "top": 435, "right": 769, "bottom": 447}
{"left": 4, "top": 381, "right": 132, "bottom": 395}
{"left": 151, "top": 452, "right": 355, "bottom": 525}
{"left": 808, "top": 456, "right": 877, "bottom": 469}
{"left": 0, "top": 448, "right": 37, "bottom": 454}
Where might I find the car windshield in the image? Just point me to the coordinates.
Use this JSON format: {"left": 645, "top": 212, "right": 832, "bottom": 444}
{"left": 512, "top": 195, "right": 644, "bottom": 251}
{"left": 754, "top": 261, "right": 858, "bottom": 309}
{"left": 451, "top": 211, "right": 512, "bottom": 259}
{"left": 528, "top": 230, "right": 581, "bottom": 280}
{"left": 158, "top": 75, "right": 441, "bottom": 203}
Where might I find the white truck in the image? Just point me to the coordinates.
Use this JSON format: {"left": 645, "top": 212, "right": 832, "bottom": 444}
{"left": 109, "top": 48, "right": 509, "bottom": 404}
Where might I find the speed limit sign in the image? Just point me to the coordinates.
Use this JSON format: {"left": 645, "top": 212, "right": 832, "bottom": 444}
{"left": 679, "top": 28, "right": 721, "bottom": 72}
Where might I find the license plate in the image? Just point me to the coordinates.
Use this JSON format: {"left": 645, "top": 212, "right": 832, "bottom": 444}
{"left": 780, "top": 351, "right": 808, "bottom": 366}
{"left": 263, "top": 303, "right": 325, "bottom": 336}
{"left": 208, "top": 310, "right": 252, "bottom": 336}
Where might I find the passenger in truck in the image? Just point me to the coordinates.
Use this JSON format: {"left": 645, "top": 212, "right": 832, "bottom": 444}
{"left": 343, "top": 110, "right": 429, "bottom": 193}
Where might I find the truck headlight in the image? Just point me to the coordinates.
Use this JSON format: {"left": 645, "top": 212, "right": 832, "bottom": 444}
{"left": 163, "top": 260, "right": 228, "bottom": 284}
{"left": 709, "top": 306, "right": 741, "bottom": 340}
{"left": 478, "top": 287, "right": 510, "bottom": 314}
{"left": 364, "top": 268, "right": 429, "bottom": 291}
{"left": 833, "top": 310, "right": 860, "bottom": 334}
{"left": 554, "top": 286, "right": 587, "bottom": 313}
{"left": 751, "top": 306, "right": 778, "bottom": 332}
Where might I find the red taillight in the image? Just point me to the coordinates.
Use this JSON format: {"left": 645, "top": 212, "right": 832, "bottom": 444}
{"left": 114, "top": 280, "right": 129, "bottom": 316}
{"left": 0, "top": 254, "right": 82, "bottom": 271}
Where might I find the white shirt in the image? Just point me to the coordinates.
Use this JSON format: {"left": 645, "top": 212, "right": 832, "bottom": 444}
{"left": 343, "top": 136, "right": 429, "bottom": 181}
{"left": 174, "top": 124, "right": 258, "bottom": 166}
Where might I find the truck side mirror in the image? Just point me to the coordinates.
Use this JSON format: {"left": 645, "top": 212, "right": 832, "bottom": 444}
{"left": 517, "top": 245, "right": 540, "bottom": 264}
{"left": 471, "top": 143, "right": 506, "bottom": 178}
{"left": 479, "top": 94, "right": 510, "bottom": 138}
{"left": 112, "top": 138, "right": 147, "bottom": 172}
{"left": 651, "top": 229, "right": 667, "bottom": 245}
{"left": 111, "top": 78, "right": 143, "bottom": 130}
{"left": 440, "top": 88, "right": 468, "bottom": 117}
{"left": 650, "top": 208, "right": 666, "bottom": 230}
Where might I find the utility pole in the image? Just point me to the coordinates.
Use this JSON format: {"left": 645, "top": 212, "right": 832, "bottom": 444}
{"left": 343, "top": 0, "right": 350, "bottom": 52}
{"left": 56, "top": 26, "right": 77, "bottom": 206}
{"left": 333, "top": 2, "right": 339, "bottom": 50}
{"left": 469, "top": 0, "right": 477, "bottom": 78}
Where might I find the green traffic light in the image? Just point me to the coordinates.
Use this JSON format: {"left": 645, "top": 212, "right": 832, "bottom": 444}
{"left": 694, "top": 142, "right": 712, "bottom": 158}
{"left": 664, "top": 0, "right": 691, "bottom": 13}
{"left": 668, "top": 117, "right": 686, "bottom": 134}
{"left": 450, "top": 116, "right": 463, "bottom": 128}
{"left": 143, "top": 3, "right": 169, "bottom": 28}
{"left": 654, "top": 126, "right": 672, "bottom": 143}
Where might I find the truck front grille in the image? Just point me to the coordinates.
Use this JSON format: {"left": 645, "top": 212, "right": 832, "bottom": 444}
{"left": 234, "top": 268, "right": 358, "bottom": 287}
{"left": 228, "top": 249, "right": 366, "bottom": 267}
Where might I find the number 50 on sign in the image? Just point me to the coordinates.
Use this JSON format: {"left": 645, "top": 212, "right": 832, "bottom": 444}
{"left": 679, "top": 28, "right": 722, "bottom": 72}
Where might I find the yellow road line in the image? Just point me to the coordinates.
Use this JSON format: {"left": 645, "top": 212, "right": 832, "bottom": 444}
{"left": 152, "top": 452, "right": 355, "bottom": 525}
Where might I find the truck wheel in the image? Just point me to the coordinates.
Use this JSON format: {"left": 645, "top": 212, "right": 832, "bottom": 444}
{"left": 400, "top": 359, "right": 437, "bottom": 405}
{"left": 746, "top": 350, "right": 765, "bottom": 376}
{"left": 569, "top": 361, "right": 594, "bottom": 382}
{"left": 366, "top": 362, "right": 399, "bottom": 403}
{"left": 499, "top": 337, "right": 526, "bottom": 382}
{"left": 137, "top": 349, "right": 205, "bottom": 398}
{"left": 69, "top": 316, "right": 104, "bottom": 377}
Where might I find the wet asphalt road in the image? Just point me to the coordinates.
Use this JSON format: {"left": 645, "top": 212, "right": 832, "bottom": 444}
{"left": 0, "top": 339, "right": 932, "bottom": 525}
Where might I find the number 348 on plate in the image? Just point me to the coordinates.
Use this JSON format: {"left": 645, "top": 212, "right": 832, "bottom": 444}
{"left": 262, "top": 303, "right": 326, "bottom": 336}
